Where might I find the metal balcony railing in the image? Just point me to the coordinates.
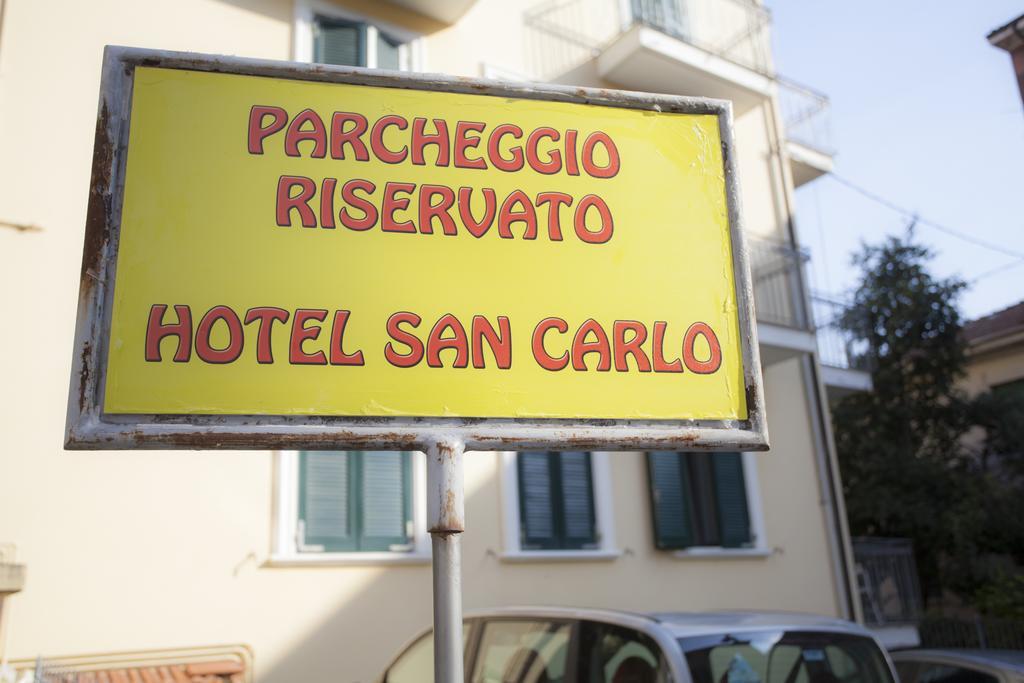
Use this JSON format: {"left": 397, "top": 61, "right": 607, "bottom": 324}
{"left": 778, "top": 77, "right": 835, "bottom": 155}
{"left": 748, "top": 238, "right": 811, "bottom": 330}
{"left": 853, "top": 537, "right": 924, "bottom": 626}
{"left": 524, "top": 0, "right": 773, "bottom": 82}
{"left": 811, "top": 295, "right": 870, "bottom": 371}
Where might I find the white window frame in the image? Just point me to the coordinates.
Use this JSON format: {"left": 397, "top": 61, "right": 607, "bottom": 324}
{"left": 670, "top": 451, "right": 771, "bottom": 560}
{"left": 293, "top": 0, "right": 426, "bottom": 70}
{"left": 499, "top": 451, "right": 620, "bottom": 562}
{"left": 270, "top": 450, "right": 431, "bottom": 566}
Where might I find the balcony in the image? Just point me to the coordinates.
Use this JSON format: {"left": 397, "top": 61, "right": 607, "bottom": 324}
{"left": 748, "top": 238, "right": 817, "bottom": 366}
{"left": 383, "top": 0, "right": 478, "bottom": 24}
{"left": 525, "top": 0, "right": 774, "bottom": 113}
{"left": 853, "top": 537, "right": 923, "bottom": 649}
{"left": 812, "top": 295, "right": 873, "bottom": 397}
{"left": 779, "top": 78, "right": 835, "bottom": 187}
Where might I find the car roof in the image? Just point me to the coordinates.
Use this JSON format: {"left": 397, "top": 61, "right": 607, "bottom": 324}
{"left": 891, "top": 649, "right": 1024, "bottom": 673}
{"left": 463, "top": 606, "right": 871, "bottom": 639}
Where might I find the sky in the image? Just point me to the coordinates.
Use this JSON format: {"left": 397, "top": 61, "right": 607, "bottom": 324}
{"left": 767, "top": 1, "right": 1024, "bottom": 320}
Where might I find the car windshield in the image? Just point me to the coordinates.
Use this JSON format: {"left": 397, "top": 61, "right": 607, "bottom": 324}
{"left": 679, "top": 630, "right": 894, "bottom": 683}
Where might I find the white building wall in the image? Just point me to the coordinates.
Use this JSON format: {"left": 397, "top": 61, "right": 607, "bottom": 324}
{"left": 0, "top": 1, "right": 847, "bottom": 681}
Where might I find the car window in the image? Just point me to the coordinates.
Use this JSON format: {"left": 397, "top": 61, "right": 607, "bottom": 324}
{"left": 386, "top": 622, "right": 474, "bottom": 683}
{"left": 681, "top": 631, "right": 894, "bottom": 683}
{"left": 579, "top": 620, "right": 673, "bottom": 683}
{"left": 471, "top": 619, "right": 572, "bottom": 683}
{"left": 894, "top": 662, "right": 918, "bottom": 683}
{"left": 916, "top": 664, "right": 998, "bottom": 683}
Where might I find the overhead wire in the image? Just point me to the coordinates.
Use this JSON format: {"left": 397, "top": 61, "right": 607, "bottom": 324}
{"left": 825, "top": 173, "right": 1024, "bottom": 282}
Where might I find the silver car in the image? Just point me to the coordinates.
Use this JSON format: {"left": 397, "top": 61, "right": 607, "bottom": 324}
{"left": 379, "top": 607, "right": 897, "bottom": 683}
{"left": 891, "top": 650, "right": 1024, "bottom": 683}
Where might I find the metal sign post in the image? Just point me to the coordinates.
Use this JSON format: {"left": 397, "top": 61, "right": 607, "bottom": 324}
{"left": 66, "top": 47, "right": 770, "bottom": 683}
{"left": 426, "top": 439, "right": 465, "bottom": 683}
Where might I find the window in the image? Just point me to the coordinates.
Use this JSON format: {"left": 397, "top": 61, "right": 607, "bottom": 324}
{"left": 647, "top": 451, "right": 752, "bottom": 550}
{"left": 680, "top": 631, "right": 894, "bottom": 683}
{"left": 310, "top": 13, "right": 408, "bottom": 69}
{"left": 517, "top": 451, "right": 598, "bottom": 550}
{"left": 916, "top": 664, "right": 998, "bottom": 683}
{"left": 579, "top": 620, "right": 671, "bottom": 683}
{"left": 385, "top": 622, "right": 475, "bottom": 683}
{"left": 298, "top": 451, "right": 413, "bottom": 552}
{"left": 472, "top": 620, "right": 572, "bottom": 683}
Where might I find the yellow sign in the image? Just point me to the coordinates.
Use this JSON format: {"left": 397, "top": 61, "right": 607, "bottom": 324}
{"left": 103, "top": 66, "right": 746, "bottom": 421}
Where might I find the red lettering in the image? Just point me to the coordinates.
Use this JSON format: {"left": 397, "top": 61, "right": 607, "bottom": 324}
{"left": 145, "top": 304, "right": 192, "bottom": 362}
{"left": 497, "top": 189, "right": 537, "bottom": 239}
{"left": 370, "top": 115, "right": 409, "bottom": 164}
{"left": 419, "top": 185, "right": 457, "bottom": 235}
{"left": 381, "top": 182, "right": 416, "bottom": 233}
{"left": 320, "top": 178, "right": 337, "bottom": 229}
{"left": 247, "top": 105, "right": 287, "bottom": 155}
{"left": 487, "top": 124, "right": 524, "bottom": 172}
{"left": 564, "top": 129, "right": 580, "bottom": 176}
{"left": 330, "top": 112, "right": 370, "bottom": 161}
{"left": 454, "top": 121, "right": 487, "bottom": 169}
{"left": 411, "top": 118, "right": 450, "bottom": 166}
{"left": 385, "top": 312, "right": 424, "bottom": 367}
{"left": 427, "top": 314, "right": 469, "bottom": 368}
{"left": 244, "top": 307, "right": 289, "bottom": 364}
{"left": 581, "top": 131, "right": 620, "bottom": 178}
{"left": 195, "top": 306, "right": 245, "bottom": 364}
{"left": 571, "top": 318, "right": 611, "bottom": 371}
{"left": 471, "top": 316, "right": 511, "bottom": 369}
{"left": 525, "top": 127, "right": 561, "bottom": 175}
{"left": 284, "top": 108, "right": 327, "bottom": 158}
{"left": 535, "top": 192, "right": 572, "bottom": 241}
{"left": 613, "top": 320, "right": 651, "bottom": 372}
{"left": 458, "top": 187, "right": 497, "bottom": 238}
{"left": 532, "top": 317, "right": 568, "bottom": 371}
{"left": 652, "top": 321, "right": 684, "bottom": 373}
{"left": 290, "top": 309, "right": 328, "bottom": 365}
{"left": 276, "top": 176, "right": 317, "bottom": 228}
{"left": 339, "top": 179, "right": 378, "bottom": 231}
{"left": 574, "top": 194, "right": 613, "bottom": 244}
{"left": 329, "top": 310, "right": 364, "bottom": 366}
{"left": 682, "top": 322, "right": 722, "bottom": 374}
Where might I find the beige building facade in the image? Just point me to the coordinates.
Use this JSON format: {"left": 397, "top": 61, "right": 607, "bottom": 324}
{"left": 0, "top": 0, "right": 864, "bottom": 680}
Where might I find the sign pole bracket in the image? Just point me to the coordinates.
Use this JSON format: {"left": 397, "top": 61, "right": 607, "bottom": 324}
{"left": 426, "top": 437, "right": 465, "bottom": 683}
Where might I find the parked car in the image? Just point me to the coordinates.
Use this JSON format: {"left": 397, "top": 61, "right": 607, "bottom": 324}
{"left": 891, "top": 650, "right": 1024, "bottom": 683}
{"left": 378, "top": 607, "right": 897, "bottom": 683}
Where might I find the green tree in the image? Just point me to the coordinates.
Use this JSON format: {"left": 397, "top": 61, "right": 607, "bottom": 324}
{"left": 832, "top": 235, "right": 970, "bottom": 601}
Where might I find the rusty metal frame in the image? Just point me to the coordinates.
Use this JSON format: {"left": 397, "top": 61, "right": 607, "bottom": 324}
{"left": 65, "top": 45, "right": 769, "bottom": 453}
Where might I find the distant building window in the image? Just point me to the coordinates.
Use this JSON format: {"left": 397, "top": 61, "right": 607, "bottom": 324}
{"left": 646, "top": 451, "right": 752, "bottom": 550}
{"left": 298, "top": 451, "right": 413, "bottom": 552}
{"left": 313, "top": 15, "right": 407, "bottom": 70}
{"left": 517, "top": 451, "right": 599, "bottom": 550}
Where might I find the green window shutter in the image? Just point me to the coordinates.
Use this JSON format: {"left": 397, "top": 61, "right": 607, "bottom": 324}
{"left": 712, "top": 452, "right": 752, "bottom": 548}
{"left": 359, "top": 451, "right": 413, "bottom": 551}
{"left": 376, "top": 31, "right": 402, "bottom": 70}
{"left": 518, "top": 451, "right": 557, "bottom": 549}
{"left": 647, "top": 451, "right": 694, "bottom": 550}
{"left": 314, "top": 16, "right": 365, "bottom": 67}
{"left": 299, "top": 451, "right": 356, "bottom": 551}
{"left": 559, "top": 451, "right": 598, "bottom": 549}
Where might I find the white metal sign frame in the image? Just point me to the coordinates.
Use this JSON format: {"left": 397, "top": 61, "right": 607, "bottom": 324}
{"left": 65, "top": 46, "right": 768, "bottom": 454}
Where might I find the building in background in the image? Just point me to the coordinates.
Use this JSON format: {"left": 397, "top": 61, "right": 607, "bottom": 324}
{"left": 0, "top": 0, "right": 868, "bottom": 679}
{"left": 988, "top": 13, "right": 1024, "bottom": 109}
{"left": 963, "top": 301, "right": 1024, "bottom": 403}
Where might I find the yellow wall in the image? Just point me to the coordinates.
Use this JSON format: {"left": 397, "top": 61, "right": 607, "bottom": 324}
{"left": 0, "top": 1, "right": 843, "bottom": 681}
